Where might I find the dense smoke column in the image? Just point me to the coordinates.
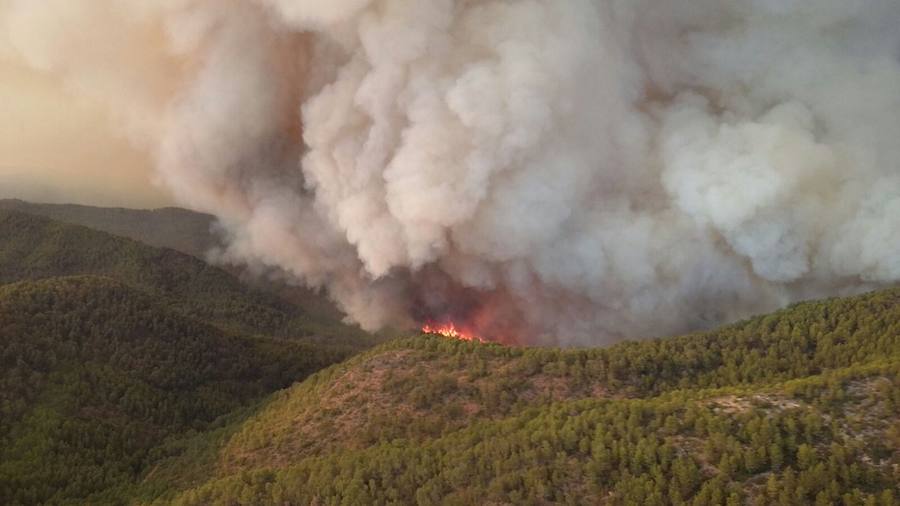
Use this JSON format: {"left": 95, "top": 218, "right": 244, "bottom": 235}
{"left": 3, "top": 0, "right": 900, "bottom": 345}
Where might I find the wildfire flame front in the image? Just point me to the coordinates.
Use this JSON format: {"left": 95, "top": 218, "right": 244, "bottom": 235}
{"left": 421, "top": 323, "right": 484, "bottom": 343}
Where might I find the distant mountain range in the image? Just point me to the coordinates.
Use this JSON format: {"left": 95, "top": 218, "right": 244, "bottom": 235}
{"left": 0, "top": 199, "right": 217, "bottom": 258}
{"left": 0, "top": 202, "right": 897, "bottom": 505}
{"left": 0, "top": 198, "right": 348, "bottom": 322}
{"left": 0, "top": 199, "right": 218, "bottom": 257}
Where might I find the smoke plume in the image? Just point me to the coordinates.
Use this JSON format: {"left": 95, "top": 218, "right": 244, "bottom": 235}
{"left": 4, "top": 0, "right": 900, "bottom": 344}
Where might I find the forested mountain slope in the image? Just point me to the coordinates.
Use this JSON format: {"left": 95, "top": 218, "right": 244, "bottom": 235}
{"left": 0, "top": 276, "right": 348, "bottom": 504}
{"left": 1, "top": 209, "right": 897, "bottom": 505}
{"left": 0, "top": 211, "right": 381, "bottom": 504}
{"left": 0, "top": 200, "right": 352, "bottom": 325}
{"left": 158, "top": 288, "right": 900, "bottom": 505}
{"left": 0, "top": 210, "right": 374, "bottom": 347}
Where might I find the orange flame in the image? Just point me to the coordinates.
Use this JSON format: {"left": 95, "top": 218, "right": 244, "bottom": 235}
{"left": 421, "top": 322, "right": 485, "bottom": 343}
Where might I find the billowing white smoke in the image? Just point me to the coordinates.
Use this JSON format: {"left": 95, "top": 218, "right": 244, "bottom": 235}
{"left": 4, "top": 0, "right": 900, "bottom": 344}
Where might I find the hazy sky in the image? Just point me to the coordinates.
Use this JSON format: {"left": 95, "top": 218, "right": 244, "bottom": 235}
{"left": 0, "top": 59, "right": 172, "bottom": 208}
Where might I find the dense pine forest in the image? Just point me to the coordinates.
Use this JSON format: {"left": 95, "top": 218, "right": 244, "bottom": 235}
{"left": 158, "top": 289, "right": 900, "bottom": 506}
{"left": 0, "top": 207, "right": 897, "bottom": 505}
{"left": 0, "top": 276, "right": 343, "bottom": 504}
{"left": 0, "top": 210, "right": 378, "bottom": 504}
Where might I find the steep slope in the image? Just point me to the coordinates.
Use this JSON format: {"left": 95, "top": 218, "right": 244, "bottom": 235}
{"left": 157, "top": 288, "right": 900, "bottom": 505}
{"left": 0, "top": 276, "right": 347, "bottom": 505}
{"left": 0, "top": 210, "right": 375, "bottom": 348}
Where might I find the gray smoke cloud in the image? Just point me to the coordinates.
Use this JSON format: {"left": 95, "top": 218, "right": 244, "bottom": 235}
{"left": 4, "top": 0, "right": 900, "bottom": 344}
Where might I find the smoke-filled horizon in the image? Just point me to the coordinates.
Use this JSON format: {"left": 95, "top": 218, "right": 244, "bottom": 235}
{"left": 4, "top": 0, "right": 900, "bottom": 345}
{"left": 0, "top": 58, "right": 171, "bottom": 209}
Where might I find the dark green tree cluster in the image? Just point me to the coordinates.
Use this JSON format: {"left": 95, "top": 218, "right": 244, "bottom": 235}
{"left": 0, "top": 276, "right": 350, "bottom": 505}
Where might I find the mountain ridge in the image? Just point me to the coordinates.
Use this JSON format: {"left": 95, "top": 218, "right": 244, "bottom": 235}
{"left": 0, "top": 198, "right": 351, "bottom": 324}
{"left": 0, "top": 209, "right": 374, "bottom": 347}
{"left": 0, "top": 199, "right": 216, "bottom": 258}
